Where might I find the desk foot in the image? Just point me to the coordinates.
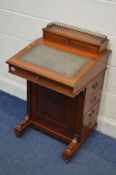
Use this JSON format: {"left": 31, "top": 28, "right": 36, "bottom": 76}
{"left": 14, "top": 115, "right": 31, "bottom": 137}
{"left": 62, "top": 125, "right": 96, "bottom": 162}
{"left": 62, "top": 137, "right": 79, "bottom": 162}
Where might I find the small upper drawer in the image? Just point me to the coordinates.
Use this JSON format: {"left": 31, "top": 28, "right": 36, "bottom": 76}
{"left": 86, "top": 72, "right": 105, "bottom": 97}
{"left": 43, "top": 32, "right": 69, "bottom": 45}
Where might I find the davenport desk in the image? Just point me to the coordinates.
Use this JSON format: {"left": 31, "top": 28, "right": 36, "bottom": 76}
{"left": 6, "top": 22, "right": 111, "bottom": 162}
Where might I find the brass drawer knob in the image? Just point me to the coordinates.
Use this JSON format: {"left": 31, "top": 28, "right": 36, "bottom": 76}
{"left": 89, "top": 113, "right": 92, "bottom": 117}
{"left": 95, "top": 82, "right": 98, "bottom": 87}
{"left": 89, "top": 110, "right": 95, "bottom": 117}
{"left": 90, "top": 96, "right": 96, "bottom": 104}
{"left": 92, "top": 85, "right": 95, "bottom": 89}
{"left": 93, "top": 96, "right": 97, "bottom": 101}
{"left": 92, "top": 82, "right": 98, "bottom": 89}
{"left": 90, "top": 99, "right": 94, "bottom": 104}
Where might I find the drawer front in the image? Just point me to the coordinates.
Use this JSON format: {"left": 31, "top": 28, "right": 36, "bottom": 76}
{"left": 83, "top": 103, "right": 100, "bottom": 129}
{"left": 44, "top": 32, "right": 69, "bottom": 45}
{"left": 9, "top": 65, "right": 73, "bottom": 97}
{"left": 84, "top": 89, "right": 102, "bottom": 114}
{"left": 86, "top": 72, "right": 105, "bottom": 97}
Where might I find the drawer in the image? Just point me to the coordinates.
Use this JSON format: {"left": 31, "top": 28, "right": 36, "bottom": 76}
{"left": 86, "top": 72, "right": 105, "bottom": 97}
{"left": 83, "top": 89, "right": 102, "bottom": 114}
{"left": 83, "top": 103, "right": 100, "bottom": 129}
{"left": 9, "top": 65, "right": 73, "bottom": 97}
{"left": 44, "top": 32, "right": 69, "bottom": 45}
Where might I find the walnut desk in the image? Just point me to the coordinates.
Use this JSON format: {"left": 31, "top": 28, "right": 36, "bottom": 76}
{"left": 6, "top": 23, "right": 111, "bottom": 162}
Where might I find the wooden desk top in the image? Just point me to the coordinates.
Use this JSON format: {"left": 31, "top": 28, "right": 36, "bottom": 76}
{"left": 6, "top": 23, "right": 111, "bottom": 96}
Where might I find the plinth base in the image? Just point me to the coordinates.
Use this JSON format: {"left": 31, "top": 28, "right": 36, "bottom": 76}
{"left": 14, "top": 115, "right": 96, "bottom": 162}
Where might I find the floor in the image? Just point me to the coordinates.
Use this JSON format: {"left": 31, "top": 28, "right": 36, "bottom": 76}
{"left": 0, "top": 90, "right": 116, "bottom": 175}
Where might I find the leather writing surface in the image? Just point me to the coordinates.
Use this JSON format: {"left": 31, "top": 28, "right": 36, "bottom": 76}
{"left": 20, "top": 44, "right": 87, "bottom": 77}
